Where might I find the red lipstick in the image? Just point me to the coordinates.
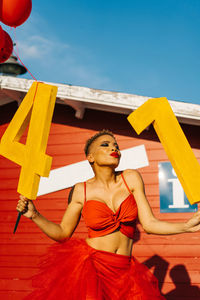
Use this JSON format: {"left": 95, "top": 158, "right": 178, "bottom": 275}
{"left": 110, "top": 152, "right": 119, "bottom": 158}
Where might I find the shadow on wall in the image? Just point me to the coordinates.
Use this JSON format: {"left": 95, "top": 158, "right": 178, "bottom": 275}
{"left": 164, "top": 264, "right": 200, "bottom": 300}
{"left": 143, "top": 255, "right": 200, "bottom": 299}
{"left": 1, "top": 102, "right": 200, "bottom": 149}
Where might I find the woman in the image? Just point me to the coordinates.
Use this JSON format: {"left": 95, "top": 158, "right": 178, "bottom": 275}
{"left": 17, "top": 130, "right": 200, "bottom": 300}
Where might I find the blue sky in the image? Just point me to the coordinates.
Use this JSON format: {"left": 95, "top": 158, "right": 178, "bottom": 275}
{"left": 4, "top": 0, "right": 200, "bottom": 104}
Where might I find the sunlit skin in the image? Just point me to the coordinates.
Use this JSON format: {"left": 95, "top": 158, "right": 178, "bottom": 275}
{"left": 17, "top": 134, "right": 200, "bottom": 256}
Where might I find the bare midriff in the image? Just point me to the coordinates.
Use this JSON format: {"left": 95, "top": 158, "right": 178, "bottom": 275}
{"left": 86, "top": 230, "right": 134, "bottom": 256}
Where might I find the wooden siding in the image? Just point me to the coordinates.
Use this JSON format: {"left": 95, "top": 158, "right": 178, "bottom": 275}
{"left": 0, "top": 102, "right": 200, "bottom": 299}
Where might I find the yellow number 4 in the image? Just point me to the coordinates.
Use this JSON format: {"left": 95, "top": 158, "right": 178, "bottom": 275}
{"left": 0, "top": 82, "right": 57, "bottom": 200}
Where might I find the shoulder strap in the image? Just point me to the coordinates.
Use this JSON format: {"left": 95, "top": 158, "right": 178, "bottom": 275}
{"left": 121, "top": 173, "right": 131, "bottom": 194}
{"left": 84, "top": 182, "right": 87, "bottom": 203}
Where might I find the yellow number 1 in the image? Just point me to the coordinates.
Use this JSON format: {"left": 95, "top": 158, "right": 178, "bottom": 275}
{"left": 0, "top": 82, "right": 57, "bottom": 200}
{"left": 127, "top": 97, "right": 200, "bottom": 205}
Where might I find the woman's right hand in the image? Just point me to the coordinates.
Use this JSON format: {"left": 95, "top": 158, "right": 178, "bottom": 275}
{"left": 16, "top": 195, "right": 38, "bottom": 219}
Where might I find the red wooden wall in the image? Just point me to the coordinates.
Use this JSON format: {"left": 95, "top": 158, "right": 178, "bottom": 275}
{"left": 0, "top": 101, "right": 200, "bottom": 299}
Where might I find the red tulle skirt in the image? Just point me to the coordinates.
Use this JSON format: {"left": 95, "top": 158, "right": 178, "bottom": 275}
{"left": 24, "top": 239, "right": 165, "bottom": 300}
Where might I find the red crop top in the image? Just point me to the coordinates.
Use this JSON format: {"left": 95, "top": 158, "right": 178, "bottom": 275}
{"left": 82, "top": 173, "right": 138, "bottom": 239}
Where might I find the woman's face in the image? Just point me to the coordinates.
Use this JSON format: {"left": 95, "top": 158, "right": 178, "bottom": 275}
{"left": 87, "top": 134, "right": 121, "bottom": 167}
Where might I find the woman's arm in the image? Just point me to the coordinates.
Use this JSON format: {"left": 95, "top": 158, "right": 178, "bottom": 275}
{"left": 124, "top": 169, "right": 200, "bottom": 235}
{"left": 16, "top": 183, "right": 84, "bottom": 242}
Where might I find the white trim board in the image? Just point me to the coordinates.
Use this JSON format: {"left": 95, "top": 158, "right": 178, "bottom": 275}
{"left": 37, "top": 145, "right": 149, "bottom": 196}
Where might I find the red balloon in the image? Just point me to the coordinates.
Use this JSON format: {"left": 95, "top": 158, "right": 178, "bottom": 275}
{"left": 0, "top": 25, "right": 4, "bottom": 49}
{"left": 0, "top": 30, "right": 13, "bottom": 63}
{"left": 1, "top": 0, "right": 32, "bottom": 27}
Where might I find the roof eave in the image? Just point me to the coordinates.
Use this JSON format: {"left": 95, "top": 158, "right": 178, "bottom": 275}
{"left": 0, "top": 75, "right": 200, "bottom": 126}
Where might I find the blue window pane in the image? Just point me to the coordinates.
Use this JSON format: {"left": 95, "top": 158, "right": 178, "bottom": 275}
{"left": 159, "top": 162, "right": 198, "bottom": 213}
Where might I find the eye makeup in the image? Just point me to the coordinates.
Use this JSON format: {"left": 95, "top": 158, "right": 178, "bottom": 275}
{"left": 100, "top": 141, "right": 120, "bottom": 150}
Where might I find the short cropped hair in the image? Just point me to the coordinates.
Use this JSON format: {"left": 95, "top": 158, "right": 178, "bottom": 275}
{"left": 84, "top": 130, "right": 116, "bottom": 156}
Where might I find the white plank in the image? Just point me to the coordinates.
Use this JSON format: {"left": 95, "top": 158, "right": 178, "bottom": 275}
{"left": 37, "top": 145, "right": 149, "bottom": 196}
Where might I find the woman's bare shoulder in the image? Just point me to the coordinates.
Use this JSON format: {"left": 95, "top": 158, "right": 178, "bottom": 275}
{"left": 123, "top": 169, "right": 142, "bottom": 178}
{"left": 122, "top": 169, "right": 144, "bottom": 190}
{"left": 68, "top": 182, "right": 85, "bottom": 204}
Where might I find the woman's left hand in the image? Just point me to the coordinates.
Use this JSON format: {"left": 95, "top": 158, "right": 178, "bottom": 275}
{"left": 185, "top": 211, "right": 200, "bottom": 233}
